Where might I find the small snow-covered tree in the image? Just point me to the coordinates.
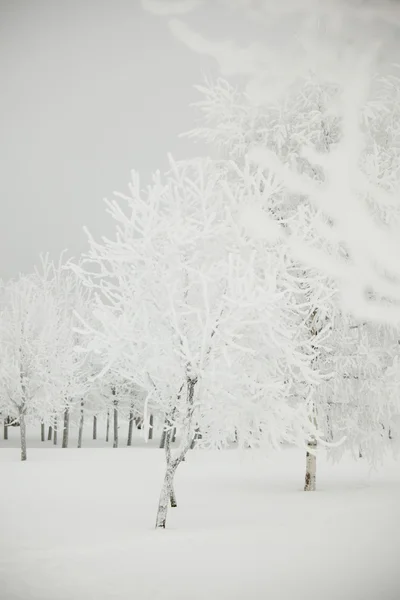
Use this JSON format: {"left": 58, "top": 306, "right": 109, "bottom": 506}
{"left": 0, "top": 276, "right": 61, "bottom": 460}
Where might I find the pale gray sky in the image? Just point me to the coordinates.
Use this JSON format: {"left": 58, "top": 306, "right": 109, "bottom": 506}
{"left": 0, "top": 0, "right": 217, "bottom": 279}
{"left": 1, "top": 0, "right": 399, "bottom": 280}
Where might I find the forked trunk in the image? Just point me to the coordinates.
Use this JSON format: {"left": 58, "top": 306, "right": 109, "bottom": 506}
{"left": 40, "top": 421, "right": 45, "bottom": 442}
{"left": 106, "top": 410, "right": 110, "bottom": 442}
{"left": 113, "top": 399, "right": 118, "bottom": 448}
{"left": 77, "top": 400, "right": 84, "bottom": 448}
{"left": 93, "top": 415, "right": 97, "bottom": 440}
{"left": 62, "top": 406, "right": 69, "bottom": 448}
{"left": 155, "top": 376, "right": 197, "bottom": 528}
{"left": 304, "top": 439, "right": 317, "bottom": 491}
{"left": 127, "top": 410, "right": 134, "bottom": 446}
{"left": 20, "top": 412, "right": 27, "bottom": 461}
{"left": 53, "top": 417, "right": 58, "bottom": 445}
{"left": 47, "top": 425, "right": 53, "bottom": 441}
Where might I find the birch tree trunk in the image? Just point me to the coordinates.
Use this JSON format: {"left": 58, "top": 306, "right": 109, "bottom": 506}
{"left": 106, "top": 410, "right": 110, "bottom": 442}
{"left": 53, "top": 417, "right": 58, "bottom": 445}
{"left": 93, "top": 415, "right": 97, "bottom": 440}
{"left": 155, "top": 376, "right": 197, "bottom": 529}
{"left": 304, "top": 310, "right": 321, "bottom": 492}
{"left": 77, "top": 400, "right": 84, "bottom": 448}
{"left": 113, "top": 398, "right": 118, "bottom": 448}
{"left": 47, "top": 425, "right": 52, "bottom": 441}
{"left": 62, "top": 406, "right": 69, "bottom": 448}
{"left": 304, "top": 439, "right": 317, "bottom": 491}
{"left": 40, "top": 421, "right": 45, "bottom": 442}
{"left": 156, "top": 465, "right": 177, "bottom": 528}
{"left": 19, "top": 412, "right": 27, "bottom": 461}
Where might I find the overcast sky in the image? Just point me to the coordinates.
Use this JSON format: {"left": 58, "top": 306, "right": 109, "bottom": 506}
{"left": 0, "top": 0, "right": 219, "bottom": 279}
{"left": 1, "top": 0, "right": 399, "bottom": 279}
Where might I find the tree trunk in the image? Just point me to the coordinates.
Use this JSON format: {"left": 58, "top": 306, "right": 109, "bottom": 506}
{"left": 77, "top": 400, "right": 84, "bottom": 448}
{"left": 135, "top": 416, "right": 143, "bottom": 429}
{"left": 47, "top": 425, "right": 53, "bottom": 441}
{"left": 156, "top": 465, "right": 177, "bottom": 528}
{"left": 148, "top": 414, "right": 153, "bottom": 440}
{"left": 159, "top": 422, "right": 167, "bottom": 449}
{"left": 62, "top": 406, "right": 69, "bottom": 448}
{"left": 106, "top": 410, "right": 110, "bottom": 442}
{"left": 40, "top": 421, "right": 45, "bottom": 442}
{"left": 304, "top": 440, "right": 317, "bottom": 491}
{"left": 170, "top": 481, "right": 177, "bottom": 508}
{"left": 3, "top": 418, "right": 8, "bottom": 440}
{"left": 127, "top": 410, "right": 134, "bottom": 446}
{"left": 93, "top": 415, "right": 97, "bottom": 440}
{"left": 155, "top": 377, "right": 197, "bottom": 528}
{"left": 113, "top": 399, "right": 118, "bottom": 448}
{"left": 190, "top": 427, "right": 201, "bottom": 449}
{"left": 53, "top": 417, "right": 58, "bottom": 445}
{"left": 171, "top": 427, "right": 176, "bottom": 443}
{"left": 20, "top": 412, "right": 27, "bottom": 461}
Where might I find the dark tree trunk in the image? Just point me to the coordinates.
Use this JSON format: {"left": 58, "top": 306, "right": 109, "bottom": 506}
{"left": 47, "top": 425, "right": 53, "bottom": 441}
{"left": 53, "top": 417, "right": 58, "bottom": 445}
{"left": 190, "top": 427, "right": 202, "bottom": 449}
{"left": 148, "top": 414, "right": 153, "bottom": 440}
{"left": 77, "top": 400, "right": 84, "bottom": 448}
{"left": 159, "top": 423, "right": 167, "bottom": 449}
{"left": 93, "top": 415, "right": 97, "bottom": 440}
{"left": 40, "top": 421, "right": 45, "bottom": 442}
{"left": 113, "top": 398, "right": 118, "bottom": 448}
{"left": 62, "top": 406, "right": 69, "bottom": 448}
{"left": 106, "top": 410, "right": 110, "bottom": 442}
{"left": 127, "top": 409, "right": 134, "bottom": 446}
{"left": 171, "top": 427, "right": 176, "bottom": 443}
{"left": 3, "top": 418, "right": 8, "bottom": 440}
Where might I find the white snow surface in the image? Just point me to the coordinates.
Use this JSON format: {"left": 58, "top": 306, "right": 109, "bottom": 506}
{"left": 1, "top": 426, "right": 400, "bottom": 600}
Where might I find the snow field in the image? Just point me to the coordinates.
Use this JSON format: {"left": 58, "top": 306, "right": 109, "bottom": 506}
{"left": 1, "top": 427, "right": 400, "bottom": 600}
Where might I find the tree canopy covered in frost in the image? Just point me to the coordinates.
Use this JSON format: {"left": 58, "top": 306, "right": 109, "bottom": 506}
{"left": 75, "top": 158, "right": 324, "bottom": 453}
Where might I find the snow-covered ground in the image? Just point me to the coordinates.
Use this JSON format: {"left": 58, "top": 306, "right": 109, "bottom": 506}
{"left": 1, "top": 426, "right": 400, "bottom": 600}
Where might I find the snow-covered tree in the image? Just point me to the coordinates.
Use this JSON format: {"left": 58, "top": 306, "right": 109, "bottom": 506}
{"left": 181, "top": 66, "right": 400, "bottom": 483}
{"left": 150, "top": 0, "right": 400, "bottom": 326}
{"left": 74, "top": 157, "right": 326, "bottom": 526}
{"left": 0, "top": 275, "right": 61, "bottom": 460}
{"left": 32, "top": 254, "right": 94, "bottom": 449}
